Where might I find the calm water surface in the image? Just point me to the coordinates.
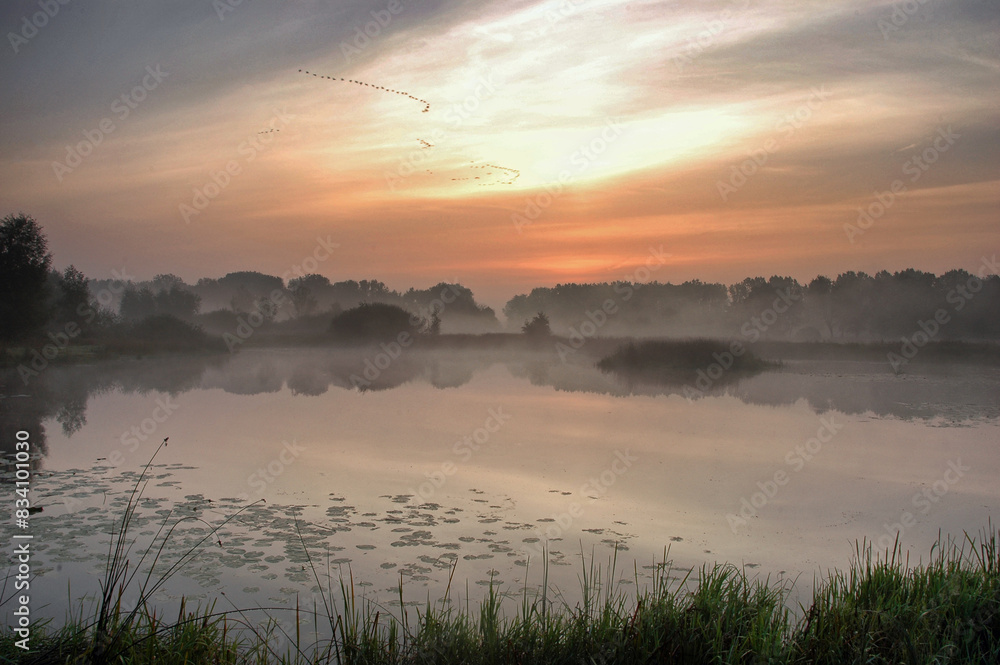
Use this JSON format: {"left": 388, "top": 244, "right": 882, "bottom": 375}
{"left": 2, "top": 346, "right": 998, "bottom": 627}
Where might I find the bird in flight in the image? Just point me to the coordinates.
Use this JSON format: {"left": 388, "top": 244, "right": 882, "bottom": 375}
{"left": 299, "top": 68, "right": 520, "bottom": 187}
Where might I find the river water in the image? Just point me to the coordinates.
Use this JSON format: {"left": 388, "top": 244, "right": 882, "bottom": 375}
{"left": 2, "top": 345, "right": 998, "bottom": 629}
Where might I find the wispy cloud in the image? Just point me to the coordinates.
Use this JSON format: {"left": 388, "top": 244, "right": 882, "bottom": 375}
{"left": 0, "top": 0, "right": 997, "bottom": 307}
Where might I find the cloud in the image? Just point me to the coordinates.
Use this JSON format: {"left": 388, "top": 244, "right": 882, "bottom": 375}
{"left": 0, "top": 0, "right": 997, "bottom": 302}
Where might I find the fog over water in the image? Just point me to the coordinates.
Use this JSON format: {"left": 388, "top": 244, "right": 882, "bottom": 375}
{"left": 2, "top": 344, "right": 997, "bottom": 626}
{"left": 3, "top": 0, "right": 999, "bottom": 655}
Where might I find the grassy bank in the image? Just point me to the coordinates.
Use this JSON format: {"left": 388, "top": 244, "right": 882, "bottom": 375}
{"left": 2, "top": 533, "right": 998, "bottom": 663}
{"left": 2, "top": 446, "right": 998, "bottom": 664}
{"left": 1, "top": 315, "right": 227, "bottom": 367}
{"left": 3, "top": 527, "right": 997, "bottom": 663}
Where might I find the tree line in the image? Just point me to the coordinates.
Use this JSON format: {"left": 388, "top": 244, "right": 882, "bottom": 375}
{"left": 0, "top": 214, "right": 502, "bottom": 350}
{"left": 503, "top": 270, "right": 1000, "bottom": 341}
{"left": 3, "top": 213, "right": 998, "bottom": 350}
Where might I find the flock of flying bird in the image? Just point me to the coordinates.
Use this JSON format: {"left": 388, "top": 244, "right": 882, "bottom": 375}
{"left": 300, "top": 68, "right": 430, "bottom": 113}
{"left": 298, "top": 68, "right": 520, "bottom": 188}
{"left": 450, "top": 162, "right": 521, "bottom": 186}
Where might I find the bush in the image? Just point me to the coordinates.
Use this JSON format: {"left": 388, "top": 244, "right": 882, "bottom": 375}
{"left": 330, "top": 302, "right": 418, "bottom": 344}
{"left": 107, "top": 314, "right": 224, "bottom": 354}
{"left": 521, "top": 312, "right": 551, "bottom": 338}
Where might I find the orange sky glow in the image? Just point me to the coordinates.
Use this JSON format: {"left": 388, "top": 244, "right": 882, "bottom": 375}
{"left": 2, "top": 0, "right": 997, "bottom": 310}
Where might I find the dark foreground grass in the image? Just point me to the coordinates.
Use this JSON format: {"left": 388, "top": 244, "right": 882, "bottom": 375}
{"left": 2, "top": 446, "right": 996, "bottom": 664}
{"left": 4, "top": 535, "right": 997, "bottom": 665}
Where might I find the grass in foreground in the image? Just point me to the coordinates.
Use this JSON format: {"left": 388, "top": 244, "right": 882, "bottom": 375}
{"left": 2, "top": 530, "right": 997, "bottom": 664}
{"left": 1, "top": 444, "right": 996, "bottom": 664}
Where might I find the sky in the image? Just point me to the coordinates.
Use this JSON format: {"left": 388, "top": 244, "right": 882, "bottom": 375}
{"left": 1, "top": 0, "right": 998, "bottom": 310}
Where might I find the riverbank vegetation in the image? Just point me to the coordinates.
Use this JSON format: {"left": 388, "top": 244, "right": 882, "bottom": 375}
{"left": 2, "top": 493, "right": 997, "bottom": 665}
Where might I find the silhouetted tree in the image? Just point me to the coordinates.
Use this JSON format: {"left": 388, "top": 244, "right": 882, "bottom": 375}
{"left": 119, "top": 283, "right": 199, "bottom": 321}
{"left": 522, "top": 312, "right": 551, "bottom": 338}
{"left": 289, "top": 274, "right": 332, "bottom": 318}
{"left": 119, "top": 285, "right": 158, "bottom": 321}
{"left": 255, "top": 296, "right": 279, "bottom": 322}
{"left": 831, "top": 271, "right": 874, "bottom": 338}
{"left": 358, "top": 279, "right": 391, "bottom": 301}
{"left": 805, "top": 275, "right": 834, "bottom": 338}
{"left": 151, "top": 273, "right": 184, "bottom": 291}
{"left": 427, "top": 312, "right": 442, "bottom": 335}
{"left": 288, "top": 274, "right": 332, "bottom": 292}
{"left": 156, "top": 285, "right": 201, "bottom": 320}
{"left": 502, "top": 269, "right": 1000, "bottom": 341}
{"left": 187, "top": 271, "right": 286, "bottom": 315}
{"left": 49, "top": 265, "right": 90, "bottom": 327}
{"left": 0, "top": 213, "right": 52, "bottom": 344}
{"left": 217, "top": 271, "right": 284, "bottom": 293}
{"left": 402, "top": 282, "right": 499, "bottom": 332}
{"left": 230, "top": 285, "right": 256, "bottom": 314}
{"left": 728, "top": 277, "right": 767, "bottom": 305}
{"left": 289, "top": 283, "right": 317, "bottom": 318}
